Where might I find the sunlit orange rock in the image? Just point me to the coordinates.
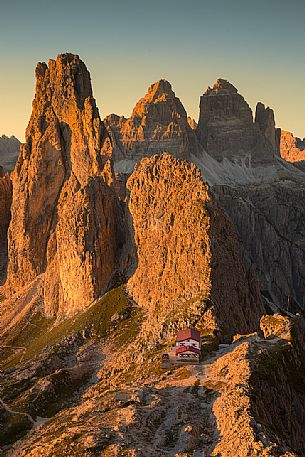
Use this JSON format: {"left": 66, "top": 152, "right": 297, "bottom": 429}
{"left": 278, "top": 129, "right": 305, "bottom": 162}
{"left": 3, "top": 53, "right": 120, "bottom": 318}
{"left": 127, "top": 153, "right": 264, "bottom": 341}
{"left": 187, "top": 116, "right": 197, "bottom": 130}
{"left": 104, "top": 79, "right": 202, "bottom": 168}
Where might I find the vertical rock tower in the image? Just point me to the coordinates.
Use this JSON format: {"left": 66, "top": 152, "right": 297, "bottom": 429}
{"left": 127, "top": 153, "right": 264, "bottom": 340}
{"left": 5, "top": 54, "right": 119, "bottom": 317}
{"left": 196, "top": 79, "right": 275, "bottom": 164}
{"left": 255, "top": 102, "right": 279, "bottom": 153}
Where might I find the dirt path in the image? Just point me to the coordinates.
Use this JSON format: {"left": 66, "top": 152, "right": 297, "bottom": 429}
{"left": 0, "top": 397, "right": 35, "bottom": 425}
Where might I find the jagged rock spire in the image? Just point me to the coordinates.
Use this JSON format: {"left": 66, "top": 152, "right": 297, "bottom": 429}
{"left": 255, "top": 102, "right": 279, "bottom": 154}
{"left": 21, "top": 53, "right": 113, "bottom": 186}
{"left": 4, "top": 54, "right": 119, "bottom": 318}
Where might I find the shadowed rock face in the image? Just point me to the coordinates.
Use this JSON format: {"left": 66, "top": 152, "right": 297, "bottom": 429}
{"left": 215, "top": 183, "right": 305, "bottom": 311}
{"left": 104, "top": 79, "right": 202, "bottom": 169}
{"left": 196, "top": 79, "right": 275, "bottom": 164}
{"left": 3, "top": 53, "right": 120, "bottom": 318}
{"left": 126, "top": 153, "right": 264, "bottom": 341}
{"left": 192, "top": 80, "right": 305, "bottom": 314}
{"left": 255, "top": 102, "right": 279, "bottom": 153}
{"left": 0, "top": 135, "right": 20, "bottom": 171}
{"left": 0, "top": 170, "right": 12, "bottom": 282}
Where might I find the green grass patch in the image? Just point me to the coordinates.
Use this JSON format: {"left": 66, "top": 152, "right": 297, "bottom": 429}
{"left": 0, "top": 311, "right": 54, "bottom": 369}
{"left": 1, "top": 287, "right": 132, "bottom": 368}
{"left": 113, "top": 308, "right": 144, "bottom": 348}
{"left": 25, "top": 287, "right": 131, "bottom": 358}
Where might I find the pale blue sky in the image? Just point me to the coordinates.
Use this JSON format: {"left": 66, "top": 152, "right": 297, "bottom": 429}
{"left": 0, "top": 0, "right": 304, "bottom": 140}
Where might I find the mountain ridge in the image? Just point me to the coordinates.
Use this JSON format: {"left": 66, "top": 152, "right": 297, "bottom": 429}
{"left": 1, "top": 53, "right": 305, "bottom": 456}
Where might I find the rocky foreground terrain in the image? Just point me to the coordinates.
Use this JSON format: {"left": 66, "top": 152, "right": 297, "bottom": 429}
{"left": 0, "top": 53, "right": 305, "bottom": 456}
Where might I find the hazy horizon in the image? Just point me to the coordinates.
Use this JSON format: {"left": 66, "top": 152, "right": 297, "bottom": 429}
{"left": 0, "top": 0, "right": 304, "bottom": 141}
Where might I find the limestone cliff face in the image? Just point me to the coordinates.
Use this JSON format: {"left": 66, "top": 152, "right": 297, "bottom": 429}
{"left": 126, "top": 153, "right": 264, "bottom": 341}
{"left": 278, "top": 129, "right": 305, "bottom": 163}
{"left": 0, "top": 171, "right": 12, "bottom": 282}
{"left": 104, "top": 80, "right": 202, "bottom": 168}
{"left": 4, "top": 53, "right": 120, "bottom": 318}
{"left": 194, "top": 81, "right": 305, "bottom": 314}
{"left": 196, "top": 79, "right": 275, "bottom": 164}
{"left": 215, "top": 183, "right": 305, "bottom": 312}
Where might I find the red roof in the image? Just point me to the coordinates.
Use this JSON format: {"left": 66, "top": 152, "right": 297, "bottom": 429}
{"left": 176, "top": 328, "right": 201, "bottom": 342}
{"left": 176, "top": 345, "right": 201, "bottom": 355}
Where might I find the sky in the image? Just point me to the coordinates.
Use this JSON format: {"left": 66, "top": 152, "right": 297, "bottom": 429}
{"left": 0, "top": 0, "right": 304, "bottom": 141}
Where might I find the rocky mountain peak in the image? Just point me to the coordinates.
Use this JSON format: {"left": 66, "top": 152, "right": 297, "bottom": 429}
{"left": 23, "top": 53, "right": 112, "bottom": 186}
{"left": 127, "top": 153, "right": 264, "bottom": 340}
{"left": 196, "top": 78, "right": 275, "bottom": 164}
{"left": 2, "top": 55, "right": 305, "bottom": 457}
{"left": 3, "top": 53, "right": 120, "bottom": 318}
{"left": 34, "top": 54, "right": 93, "bottom": 112}
{"left": 131, "top": 78, "right": 186, "bottom": 119}
{"left": 147, "top": 78, "right": 173, "bottom": 98}
{"left": 205, "top": 78, "right": 238, "bottom": 95}
{"left": 0, "top": 134, "right": 18, "bottom": 140}
{"left": 105, "top": 79, "right": 202, "bottom": 168}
